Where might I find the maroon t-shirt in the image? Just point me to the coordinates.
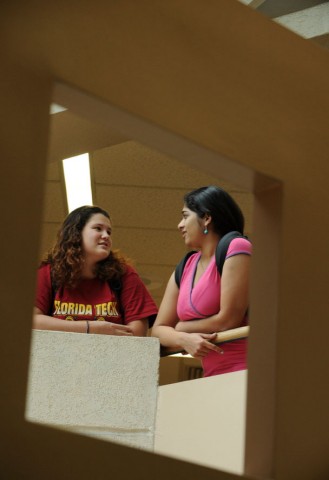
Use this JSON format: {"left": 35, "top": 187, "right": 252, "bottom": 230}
{"left": 36, "top": 264, "right": 158, "bottom": 326}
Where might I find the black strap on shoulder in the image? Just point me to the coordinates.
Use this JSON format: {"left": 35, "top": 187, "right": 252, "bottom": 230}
{"left": 110, "top": 279, "right": 123, "bottom": 320}
{"left": 215, "top": 231, "right": 248, "bottom": 276}
{"left": 174, "top": 231, "right": 249, "bottom": 288}
{"left": 174, "top": 250, "right": 197, "bottom": 288}
{"left": 48, "top": 268, "right": 57, "bottom": 316}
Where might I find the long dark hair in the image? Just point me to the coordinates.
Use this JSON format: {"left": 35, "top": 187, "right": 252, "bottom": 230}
{"left": 184, "top": 186, "right": 245, "bottom": 236}
{"left": 41, "top": 205, "right": 128, "bottom": 288}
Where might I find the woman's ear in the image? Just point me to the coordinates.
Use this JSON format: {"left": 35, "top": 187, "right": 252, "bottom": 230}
{"left": 204, "top": 214, "right": 212, "bottom": 227}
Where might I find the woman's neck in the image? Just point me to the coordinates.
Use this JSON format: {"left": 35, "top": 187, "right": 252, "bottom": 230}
{"left": 81, "top": 260, "right": 97, "bottom": 279}
{"left": 200, "top": 234, "right": 221, "bottom": 260}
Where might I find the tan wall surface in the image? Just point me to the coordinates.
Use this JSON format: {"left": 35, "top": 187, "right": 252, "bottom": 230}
{"left": 26, "top": 331, "right": 159, "bottom": 450}
{"left": 1, "top": 1, "right": 329, "bottom": 479}
{"left": 155, "top": 371, "right": 247, "bottom": 474}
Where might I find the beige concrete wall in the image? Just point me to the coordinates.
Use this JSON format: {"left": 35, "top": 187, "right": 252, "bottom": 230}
{"left": 26, "top": 331, "right": 159, "bottom": 450}
{"left": 155, "top": 371, "right": 247, "bottom": 474}
{"left": 1, "top": 1, "right": 329, "bottom": 479}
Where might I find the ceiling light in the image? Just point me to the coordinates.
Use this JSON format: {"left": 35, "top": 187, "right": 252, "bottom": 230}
{"left": 50, "top": 103, "right": 67, "bottom": 115}
{"left": 62, "top": 153, "right": 93, "bottom": 213}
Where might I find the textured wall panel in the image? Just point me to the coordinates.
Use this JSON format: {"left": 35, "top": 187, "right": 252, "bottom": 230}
{"left": 26, "top": 330, "right": 160, "bottom": 450}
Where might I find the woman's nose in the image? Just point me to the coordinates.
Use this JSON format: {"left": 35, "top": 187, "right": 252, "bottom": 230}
{"left": 177, "top": 219, "right": 183, "bottom": 230}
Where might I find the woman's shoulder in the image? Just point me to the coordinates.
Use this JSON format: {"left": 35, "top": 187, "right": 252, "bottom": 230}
{"left": 38, "top": 262, "right": 51, "bottom": 275}
{"left": 122, "top": 263, "right": 138, "bottom": 277}
{"left": 121, "top": 264, "right": 143, "bottom": 284}
{"left": 180, "top": 251, "right": 200, "bottom": 275}
{"left": 36, "top": 262, "right": 52, "bottom": 292}
{"left": 187, "top": 250, "right": 200, "bottom": 259}
{"left": 227, "top": 236, "right": 252, "bottom": 257}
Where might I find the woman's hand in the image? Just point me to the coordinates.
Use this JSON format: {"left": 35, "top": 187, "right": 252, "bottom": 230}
{"left": 180, "top": 332, "right": 223, "bottom": 358}
{"left": 90, "top": 321, "right": 133, "bottom": 336}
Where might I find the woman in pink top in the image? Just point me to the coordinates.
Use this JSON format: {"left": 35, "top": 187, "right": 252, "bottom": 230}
{"left": 152, "top": 186, "right": 251, "bottom": 376}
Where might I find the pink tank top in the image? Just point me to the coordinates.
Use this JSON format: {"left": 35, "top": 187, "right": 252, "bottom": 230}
{"left": 177, "top": 237, "right": 251, "bottom": 376}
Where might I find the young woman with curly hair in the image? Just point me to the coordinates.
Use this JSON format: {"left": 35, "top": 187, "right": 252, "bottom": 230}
{"left": 34, "top": 205, "right": 158, "bottom": 336}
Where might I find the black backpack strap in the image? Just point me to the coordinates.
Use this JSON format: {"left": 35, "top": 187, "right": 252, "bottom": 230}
{"left": 109, "top": 278, "right": 156, "bottom": 328}
{"left": 174, "top": 232, "right": 249, "bottom": 287}
{"left": 174, "top": 250, "right": 197, "bottom": 288}
{"left": 215, "top": 231, "right": 248, "bottom": 276}
{"left": 109, "top": 279, "right": 124, "bottom": 320}
{"left": 49, "top": 266, "right": 56, "bottom": 316}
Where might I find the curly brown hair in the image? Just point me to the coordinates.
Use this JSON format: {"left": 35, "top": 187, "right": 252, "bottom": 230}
{"left": 41, "top": 205, "right": 130, "bottom": 289}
